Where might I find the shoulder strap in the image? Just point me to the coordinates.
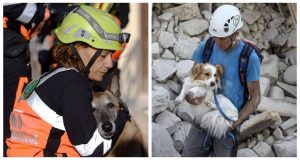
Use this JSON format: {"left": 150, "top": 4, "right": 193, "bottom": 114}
{"left": 203, "top": 37, "right": 215, "bottom": 63}
{"left": 239, "top": 43, "right": 253, "bottom": 103}
{"left": 238, "top": 44, "right": 252, "bottom": 86}
{"left": 240, "top": 38, "right": 263, "bottom": 63}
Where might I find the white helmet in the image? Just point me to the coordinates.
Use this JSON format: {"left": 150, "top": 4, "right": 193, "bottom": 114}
{"left": 209, "top": 4, "right": 243, "bottom": 37}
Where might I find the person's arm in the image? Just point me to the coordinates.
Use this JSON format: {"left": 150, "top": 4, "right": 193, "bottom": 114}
{"left": 61, "top": 76, "right": 127, "bottom": 157}
{"left": 4, "top": 3, "right": 48, "bottom": 29}
{"left": 231, "top": 80, "right": 261, "bottom": 130}
{"left": 185, "top": 93, "right": 205, "bottom": 105}
{"left": 61, "top": 77, "right": 112, "bottom": 157}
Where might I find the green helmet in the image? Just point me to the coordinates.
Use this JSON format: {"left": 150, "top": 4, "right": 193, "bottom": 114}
{"left": 57, "top": 5, "right": 130, "bottom": 51}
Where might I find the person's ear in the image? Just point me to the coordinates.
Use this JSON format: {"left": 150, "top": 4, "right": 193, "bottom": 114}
{"left": 74, "top": 43, "right": 81, "bottom": 52}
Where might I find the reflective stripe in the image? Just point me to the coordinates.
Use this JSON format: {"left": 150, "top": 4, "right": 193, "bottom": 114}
{"left": 25, "top": 67, "right": 109, "bottom": 156}
{"left": 16, "top": 3, "right": 37, "bottom": 24}
{"left": 37, "top": 67, "right": 77, "bottom": 87}
{"left": 13, "top": 109, "right": 23, "bottom": 113}
{"left": 3, "top": 3, "right": 19, "bottom": 6}
{"left": 25, "top": 68, "right": 77, "bottom": 131}
{"left": 74, "top": 7, "right": 126, "bottom": 43}
{"left": 26, "top": 91, "right": 65, "bottom": 131}
{"left": 75, "top": 129, "right": 112, "bottom": 156}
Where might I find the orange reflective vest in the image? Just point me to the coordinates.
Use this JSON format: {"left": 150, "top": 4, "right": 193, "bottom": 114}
{"left": 6, "top": 98, "right": 80, "bottom": 157}
{"left": 6, "top": 66, "right": 113, "bottom": 157}
{"left": 3, "top": 16, "right": 41, "bottom": 41}
{"left": 6, "top": 69, "right": 80, "bottom": 157}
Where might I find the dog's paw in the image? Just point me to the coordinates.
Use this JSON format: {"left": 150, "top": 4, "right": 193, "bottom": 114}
{"left": 174, "top": 98, "right": 182, "bottom": 105}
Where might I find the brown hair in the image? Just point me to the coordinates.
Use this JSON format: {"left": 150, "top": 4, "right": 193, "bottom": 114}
{"left": 52, "top": 42, "right": 88, "bottom": 73}
{"left": 190, "top": 63, "right": 204, "bottom": 80}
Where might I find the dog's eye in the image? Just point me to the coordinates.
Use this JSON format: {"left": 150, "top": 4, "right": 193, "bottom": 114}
{"left": 205, "top": 73, "right": 209, "bottom": 76}
{"left": 214, "top": 74, "right": 217, "bottom": 77}
{"left": 106, "top": 103, "right": 114, "bottom": 109}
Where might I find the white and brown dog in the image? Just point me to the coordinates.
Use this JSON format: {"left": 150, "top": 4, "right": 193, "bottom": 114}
{"left": 175, "top": 63, "right": 238, "bottom": 139}
{"left": 92, "top": 74, "right": 147, "bottom": 157}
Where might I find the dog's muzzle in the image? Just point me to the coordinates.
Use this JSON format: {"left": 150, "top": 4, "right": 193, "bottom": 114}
{"left": 102, "top": 122, "right": 113, "bottom": 132}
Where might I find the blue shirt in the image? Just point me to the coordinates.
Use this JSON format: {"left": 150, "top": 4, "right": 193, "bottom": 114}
{"left": 192, "top": 39, "right": 260, "bottom": 111}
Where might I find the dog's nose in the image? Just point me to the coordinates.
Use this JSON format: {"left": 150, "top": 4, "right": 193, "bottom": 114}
{"left": 102, "top": 122, "right": 113, "bottom": 132}
{"left": 210, "top": 82, "right": 215, "bottom": 87}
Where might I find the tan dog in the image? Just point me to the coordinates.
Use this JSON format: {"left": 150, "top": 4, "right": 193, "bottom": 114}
{"left": 92, "top": 74, "right": 147, "bottom": 157}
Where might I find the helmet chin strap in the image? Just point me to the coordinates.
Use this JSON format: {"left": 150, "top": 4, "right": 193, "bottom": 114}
{"left": 223, "top": 34, "right": 237, "bottom": 52}
{"left": 70, "top": 44, "right": 102, "bottom": 78}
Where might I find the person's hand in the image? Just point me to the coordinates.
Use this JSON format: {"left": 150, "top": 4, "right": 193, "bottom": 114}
{"left": 229, "top": 120, "right": 240, "bottom": 131}
{"left": 29, "top": 7, "right": 50, "bottom": 39}
{"left": 44, "top": 7, "right": 51, "bottom": 21}
{"left": 185, "top": 91, "right": 206, "bottom": 105}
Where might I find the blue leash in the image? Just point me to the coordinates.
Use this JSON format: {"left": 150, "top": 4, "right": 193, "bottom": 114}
{"left": 204, "top": 129, "right": 212, "bottom": 151}
{"left": 203, "top": 131, "right": 235, "bottom": 150}
{"left": 213, "top": 90, "right": 235, "bottom": 122}
{"left": 202, "top": 91, "right": 236, "bottom": 150}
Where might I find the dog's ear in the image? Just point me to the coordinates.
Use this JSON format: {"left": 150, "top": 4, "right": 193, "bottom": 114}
{"left": 108, "top": 73, "right": 121, "bottom": 98}
{"left": 91, "top": 92, "right": 100, "bottom": 109}
{"left": 215, "top": 64, "right": 224, "bottom": 76}
{"left": 190, "top": 63, "right": 204, "bottom": 80}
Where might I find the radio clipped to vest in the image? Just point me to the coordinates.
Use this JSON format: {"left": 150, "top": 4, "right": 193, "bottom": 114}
{"left": 20, "top": 78, "right": 40, "bottom": 100}
{"left": 20, "top": 67, "right": 60, "bottom": 100}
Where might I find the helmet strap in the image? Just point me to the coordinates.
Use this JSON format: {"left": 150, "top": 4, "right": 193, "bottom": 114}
{"left": 229, "top": 34, "right": 235, "bottom": 48}
{"left": 70, "top": 43, "right": 85, "bottom": 67}
{"left": 83, "top": 49, "right": 102, "bottom": 77}
{"left": 70, "top": 44, "right": 101, "bottom": 78}
{"left": 224, "top": 34, "right": 237, "bottom": 51}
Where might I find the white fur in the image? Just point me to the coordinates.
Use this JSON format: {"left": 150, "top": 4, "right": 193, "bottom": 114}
{"left": 175, "top": 63, "right": 238, "bottom": 139}
{"left": 190, "top": 87, "right": 238, "bottom": 139}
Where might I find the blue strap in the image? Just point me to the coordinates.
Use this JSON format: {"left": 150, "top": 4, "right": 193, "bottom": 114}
{"left": 223, "top": 131, "right": 235, "bottom": 149}
{"left": 203, "top": 128, "right": 236, "bottom": 150}
{"left": 203, "top": 37, "right": 215, "bottom": 63}
{"left": 203, "top": 130, "right": 212, "bottom": 151}
{"left": 213, "top": 90, "right": 235, "bottom": 122}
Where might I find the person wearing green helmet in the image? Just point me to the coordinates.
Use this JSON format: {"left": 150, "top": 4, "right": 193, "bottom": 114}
{"left": 6, "top": 5, "right": 130, "bottom": 157}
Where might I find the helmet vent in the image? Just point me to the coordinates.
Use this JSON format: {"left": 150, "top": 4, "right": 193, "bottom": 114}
{"left": 81, "top": 30, "right": 86, "bottom": 37}
{"left": 74, "top": 29, "right": 92, "bottom": 39}
{"left": 232, "top": 15, "right": 240, "bottom": 27}
{"left": 224, "top": 27, "right": 229, "bottom": 33}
